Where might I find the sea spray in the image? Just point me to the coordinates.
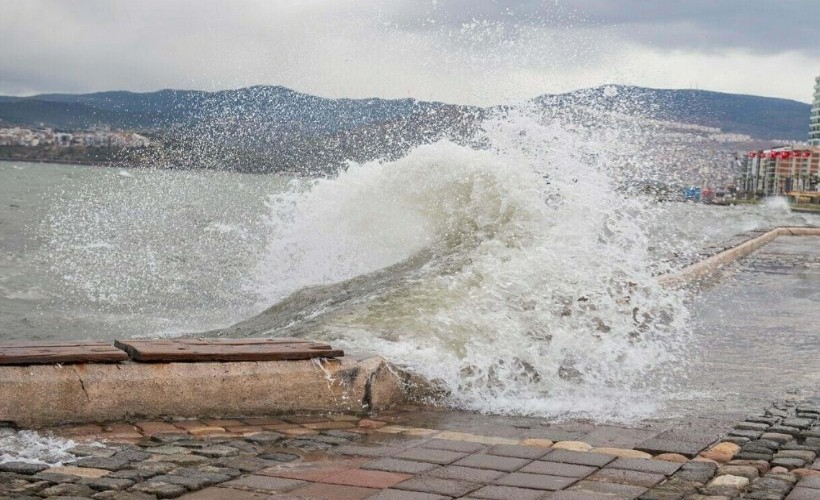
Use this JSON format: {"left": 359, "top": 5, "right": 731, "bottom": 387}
{"left": 237, "top": 107, "right": 694, "bottom": 421}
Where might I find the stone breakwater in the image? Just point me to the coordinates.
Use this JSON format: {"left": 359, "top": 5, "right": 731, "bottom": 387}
{"left": 0, "top": 402, "right": 818, "bottom": 499}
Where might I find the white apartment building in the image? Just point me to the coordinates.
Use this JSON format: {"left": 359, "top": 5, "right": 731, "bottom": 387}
{"left": 811, "top": 75, "right": 820, "bottom": 146}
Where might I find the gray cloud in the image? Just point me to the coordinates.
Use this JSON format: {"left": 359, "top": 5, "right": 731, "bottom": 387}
{"left": 382, "top": 0, "right": 820, "bottom": 55}
{"left": 0, "top": 0, "right": 818, "bottom": 104}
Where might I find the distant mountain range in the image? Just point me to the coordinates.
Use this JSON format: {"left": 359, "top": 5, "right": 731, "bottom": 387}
{"left": 0, "top": 85, "right": 810, "bottom": 139}
{"left": 0, "top": 85, "right": 811, "bottom": 172}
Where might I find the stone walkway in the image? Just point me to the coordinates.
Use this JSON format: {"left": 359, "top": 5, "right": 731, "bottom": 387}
{"left": 2, "top": 402, "right": 819, "bottom": 499}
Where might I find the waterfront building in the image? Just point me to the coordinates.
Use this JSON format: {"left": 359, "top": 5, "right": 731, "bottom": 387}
{"left": 740, "top": 145, "right": 820, "bottom": 196}
{"left": 812, "top": 75, "right": 820, "bottom": 146}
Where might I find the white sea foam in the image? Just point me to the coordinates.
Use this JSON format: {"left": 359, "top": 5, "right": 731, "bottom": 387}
{"left": 0, "top": 430, "right": 76, "bottom": 465}
{"left": 248, "top": 108, "right": 697, "bottom": 421}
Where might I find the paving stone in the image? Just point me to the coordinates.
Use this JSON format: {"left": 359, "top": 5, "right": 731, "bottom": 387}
{"left": 542, "top": 449, "right": 616, "bottom": 467}
{"left": 453, "top": 453, "right": 531, "bottom": 471}
{"left": 673, "top": 461, "right": 718, "bottom": 484}
{"left": 486, "top": 444, "right": 551, "bottom": 459}
{"left": 609, "top": 457, "right": 683, "bottom": 476}
{"left": 762, "top": 433, "right": 794, "bottom": 444}
{"left": 222, "top": 474, "right": 305, "bottom": 492}
{"left": 553, "top": 441, "right": 593, "bottom": 452}
{"left": 257, "top": 452, "right": 299, "bottom": 462}
{"left": 288, "top": 482, "right": 378, "bottom": 499}
{"left": 739, "top": 452, "right": 775, "bottom": 461}
{"left": 729, "top": 429, "right": 764, "bottom": 439}
{"left": 747, "top": 416, "right": 781, "bottom": 426}
{"left": 38, "top": 482, "right": 97, "bottom": 497}
{"left": 772, "top": 457, "right": 807, "bottom": 470}
{"left": 81, "top": 476, "right": 135, "bottom": 491}
{"left": 148, "top": 446, "right": 191, "bottom": 455}
{"left": 748, "top": 476, "right": 797, "bottom": 495}
{"left": 214, "top": 456, "right": 277, "bottom": 473}
{"left": 335, "top": 445, "right": 405, "bottom": 458}
{"left": 146, "top": 474, "right": 210, "bottom": 491}
{"left": 744, "top": 491, "right": 789, "bottom": 500}
{"left": 467, "top": 484, "right": 547, "bottom": 499}
{"left": 769, "top": 426, "right": 802, "bottom": 437}
{"left": 789, "top": 441, "right": 820, "bottom": 454}
{"left": 66, "top": 445, "right": 119, "bottom": 458}
{"left": 786, "top": 488, "right": 820, "bottom": 500}
{"left": 797, "top": 475, "right": 820, "bottom": 489}
{"left": 392, "top": 476, "right": 480, "bottom": 497}
{"left": 753, "top": 439, "right": 783, "bottom": 450}
{"left": 638, "top": 476, "right": 700, "bottom": 500}
{"left": 361, "top": 458, "right": 440, "bottom": 474}
{"left": 132, "top": 461, "right": 177, "bottom": 475}
{"left": 555, "top": 491, "right": 631, "bottom": 500}
{"left": 136, "top": 421, "right": 181, "bottom": 435}
{"left": 73, "top": 455, "right": 131, "bottom": 471}
{"left": 319, "top": 468, "right": 412, "bottom": 489}
{"left": 93, "top": 491, "right": 158, "bottom": 500}
{"left": 149, "top": 433, "right": 190, "bottom": 443}
{"left": 260, "top": 460, "right": 363, "bottom": 482}
{"left": 131, "top": 481, "right": 189, "bottom": 498}
{"left": 177, "top": 486, "right": 269, "bottom": 499}
{"left": 705, "top": 474, "right": 750, "bottom": 495}
{"left": 569, "top": 479, "right": 648, "bottom": 497}
{"left": 726, "top": 459, "right": 770, "bottom": 475}
{"left": 722, "top": 436, "right": 751, "bottom": 446}
{"left": 244, "top": 431, "right": 284, "bottom": 444}
{"left": 393, "top": 447, "right": 468, "bottom": 465}
{"left": 322, "top": 429, "right": 362, "bottom": 440}
{"left": 427, "top": 465, "right": 506, "bottom": 483}
{"left": 367, "top": 489, "right": 450, "bottom": 500}
{"left": 636, "top": 439, "right": 707, "bottom": 458}
{"left": 43, "top": 465, "right": 111, "bottom": 478}
{"left": 155, "top": 453, "right": 211, "bottom": 466}
{"left": 493, "top": 472, "right": 577, "bottom": 490}
{"left": 777, "top": 450, "right": 817, "bottom": 463}
{"left": 519, "top": 460, "right": 596, "bottom": 478}
{"left": 767, "top": 409, "right": 791, "bottom": 419}
{"left": 280, "top": 438, "right": 334, "bottom": 451}
{"left": 32, "top": 471, "right": 80, "bottom": 483}
{"left": 653, "top": 453, "right": 689, "bottom": 463}
{"left": 783, "top": 419, "right": 814, "bottom": 430}
{"left": 193, "top": 445, "right": 239, "bottom": 458}
{"left": 1, "top": 461, "right": 50, "bottom": 476}
{"left": 768, "top": 472, "right": 799, "bottom": 484}
{"left": 587, "top": 468, "right": 666, "bottom": 488}
{"left": 419, "top": 439, "right": 487, "bottom": 453}
{"left": 716, "top": 464, "right": 759, "bottom": 480}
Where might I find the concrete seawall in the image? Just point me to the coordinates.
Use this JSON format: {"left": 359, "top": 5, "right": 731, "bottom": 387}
{"left": 660, "top": 226, "right": 820, "bottom": 287}
{"left": 0, "top": 356, "right": 416, "bottom": 428}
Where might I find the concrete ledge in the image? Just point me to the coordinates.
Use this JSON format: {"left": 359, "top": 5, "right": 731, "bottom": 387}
{"left": 660, "top": 226, "right": 820, "bottom": 287}
{"left": 0, "top": 356, "right": 414, "bottom": 428}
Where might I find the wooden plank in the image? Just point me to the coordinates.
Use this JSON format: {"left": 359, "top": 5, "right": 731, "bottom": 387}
{"left": 114, "top": 338, "right": 344, "bottom": 362}
{"left": 0, "top": 340, "right": 114, "bottom": 348}
{"left": 0, "top": 341, "right": 128, "bottom": 365}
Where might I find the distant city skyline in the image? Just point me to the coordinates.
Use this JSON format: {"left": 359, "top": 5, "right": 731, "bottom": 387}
{"left": 1, "top": 1, "right": 819, "bottom": 105}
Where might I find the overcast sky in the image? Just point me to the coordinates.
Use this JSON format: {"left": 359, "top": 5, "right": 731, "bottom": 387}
{"left": 1, "top": 0, "right": 818, "bottom": 105}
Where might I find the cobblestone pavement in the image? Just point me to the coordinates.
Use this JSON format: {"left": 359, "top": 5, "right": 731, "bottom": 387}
{"left": 2, "top": 401, "right": 819, "bottom": 499}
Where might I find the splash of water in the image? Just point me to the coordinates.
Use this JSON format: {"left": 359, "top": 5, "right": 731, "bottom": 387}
{"left": 0, "top": 430, "right": 76, "bottom": 465}
{"left": 235, "top": 107, "right": 695, "bottom": 421}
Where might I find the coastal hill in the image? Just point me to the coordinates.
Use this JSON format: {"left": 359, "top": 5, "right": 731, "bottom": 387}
{"left": 0, "top": 85, "right": 811, "bottom": 173}
{"left": 0, "top": 85, "right": 810, "bottom": 140}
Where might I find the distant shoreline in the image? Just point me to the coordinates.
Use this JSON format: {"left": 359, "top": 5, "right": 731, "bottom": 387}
{"left": 0, "top": 156, "right": 126, "bottom": 168}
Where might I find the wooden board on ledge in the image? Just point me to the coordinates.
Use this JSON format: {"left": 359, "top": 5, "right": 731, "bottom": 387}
{"left": 113, "top": 337, "right": 344, "bottom": 362}
{"left": 0, "top": 340, "right": 128, "bottom": 365}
